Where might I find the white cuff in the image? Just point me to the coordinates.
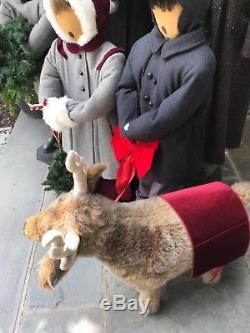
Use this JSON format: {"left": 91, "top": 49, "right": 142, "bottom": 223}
{"left": 43, "top": 96, "right": 76, "bottom": 132}
{"left": 124, "top": 123, "right": 130, "bottom": 131}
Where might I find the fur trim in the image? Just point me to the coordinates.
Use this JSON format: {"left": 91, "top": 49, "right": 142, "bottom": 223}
{"left": 232, "top": 182, "right": 250, "bottom": 206}
{"left": 43, "top": 0, "right": 72, "bottom": 43}
{"left": 70, "top": 0, "right": 98, "bottom": 46}
{"left": 43, "top": 0, "right": 98, "bottom": 46}
{"left": 43, "top": 96, "right": 76, "bottom": 132}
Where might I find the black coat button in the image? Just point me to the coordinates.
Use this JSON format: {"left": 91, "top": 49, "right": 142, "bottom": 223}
{"left": 153, "top": 79, "right": 157, "bottom": 85}
{"left": 147, "top": 73, "right": 153, "bottom": 80}
{"left": 80, "top": 72, "right": 84, "bottom": 76}
{"left": 79, "top": 54, "right": 82, "bottom": 59}
{"left": 81, "top": 87, "right": 85, "bottom": 92}
{"left": 144, "top": 95, "right": 150, "bottom": 102}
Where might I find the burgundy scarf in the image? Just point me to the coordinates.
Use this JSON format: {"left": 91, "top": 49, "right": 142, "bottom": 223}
{"left": 57, "top": 35, "right": 105, "bottom": 59}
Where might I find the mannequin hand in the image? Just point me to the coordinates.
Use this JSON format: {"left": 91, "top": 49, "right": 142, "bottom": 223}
{"left": 28, "top": 103, "right": 44, "bottom": 111}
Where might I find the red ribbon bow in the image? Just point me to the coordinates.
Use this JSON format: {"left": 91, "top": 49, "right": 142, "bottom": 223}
{"left": 111, "top": 126, "right": 159, "bottom": 199}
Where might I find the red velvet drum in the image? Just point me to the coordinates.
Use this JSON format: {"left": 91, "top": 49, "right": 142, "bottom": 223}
{"left": 162, "top": 182, "right": 250, "bottom": 277}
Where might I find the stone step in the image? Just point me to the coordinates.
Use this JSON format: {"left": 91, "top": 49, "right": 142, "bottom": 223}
{"left": 0, "top": 112, "right": 48, "bottom": 333}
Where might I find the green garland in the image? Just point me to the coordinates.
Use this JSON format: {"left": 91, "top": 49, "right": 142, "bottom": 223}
{"left": 42, "top": 149, "right": 74, "bottom": 195}
{"left": 0, "top": 18, "right": 42, "bottom": 115}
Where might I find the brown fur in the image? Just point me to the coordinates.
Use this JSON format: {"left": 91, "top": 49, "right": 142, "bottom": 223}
{"left": 39, "top": 255, "right": 61, "bottom": 289}
{"left": 23, "top": 165, "right": 250, "bottom": 315}
{"left": 232, "top": 182, "right": 250, "bottom": 206}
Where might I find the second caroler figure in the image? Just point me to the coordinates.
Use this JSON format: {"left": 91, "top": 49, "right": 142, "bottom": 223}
{"left": 116, "top": 0, "right": 216, "bottom": 198}
{"left": 39, "top": 0, "right": 126, "bottom": 199}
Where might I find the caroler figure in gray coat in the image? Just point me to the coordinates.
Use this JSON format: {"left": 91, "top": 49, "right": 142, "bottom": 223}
{"left": 0, "top": 0, "right": 55, "bottom": 57}
{"left": 117, "top": 0, "right": 216, "bottom": 199}
{"left": 40, "top": 0, "right": 125, "bottom": 199}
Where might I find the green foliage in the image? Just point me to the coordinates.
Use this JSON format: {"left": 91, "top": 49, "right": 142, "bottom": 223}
{"left": 0, "top": 18, "right": 42, "bottom": 115}
{"left": 43, "top": 149, "right": 73, "bottom": 195}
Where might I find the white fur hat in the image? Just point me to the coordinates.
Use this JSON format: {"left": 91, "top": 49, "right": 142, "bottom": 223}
{"left": 43, "top": 0, "right": 118, "bottom": 46}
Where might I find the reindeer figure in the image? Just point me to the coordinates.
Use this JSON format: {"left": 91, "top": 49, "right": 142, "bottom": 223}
{"left": 24, "top": 151, "right": 250, "bottom": 315}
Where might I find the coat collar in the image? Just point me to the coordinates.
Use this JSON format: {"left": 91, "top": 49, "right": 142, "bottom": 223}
{"left": 151, "top": 26, "right": 207, "bottom": 60}
{"left": 66, "top": 34, "right": 105, "bottom": 53}
{"left": 56, "top": 35, "right": 105, "bottom": 59}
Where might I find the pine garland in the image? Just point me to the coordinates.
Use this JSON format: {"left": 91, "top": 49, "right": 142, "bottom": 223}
{"left": 0, "top": 18, "right": 42, "bottom": 115}
{"left": 42, "top": 149, "right": 74, "bottom": 195}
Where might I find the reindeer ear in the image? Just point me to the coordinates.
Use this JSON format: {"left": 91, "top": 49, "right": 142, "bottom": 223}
{"left": 24, "top": 215, "right": 41, "bottom": 241}
{"left": 87, "top": 163, "right": 107, "bottom": 193}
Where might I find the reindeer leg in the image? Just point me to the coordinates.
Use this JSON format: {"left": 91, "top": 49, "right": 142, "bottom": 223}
{"left": 38, "top": 254, "right": 62, "bottom": 289}
{"left": 138, "top": 288, "right": 161, "bottom": 315}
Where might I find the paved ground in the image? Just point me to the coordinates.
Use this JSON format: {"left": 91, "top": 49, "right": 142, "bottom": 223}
{"left": 0, "top": 113, "right": 250, "bottom": 333}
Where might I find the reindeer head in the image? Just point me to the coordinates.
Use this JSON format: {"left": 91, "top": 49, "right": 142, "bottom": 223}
{"left": 24, "top": 151, "right": 106, "bottom": 270}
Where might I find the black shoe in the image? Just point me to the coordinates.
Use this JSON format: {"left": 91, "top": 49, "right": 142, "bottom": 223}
{"left": 37, "top": 137, "right": 59, "bottom": 165}
{"left": 19, "top": 100, "right": 42, "bottom": 119}
{"left": 201, "top": 165, "right": 222, "bottom": 184}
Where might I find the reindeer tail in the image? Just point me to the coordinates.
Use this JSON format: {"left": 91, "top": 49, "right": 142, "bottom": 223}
{"left": 232, "top": 182, "right": 250, "bottom": 206}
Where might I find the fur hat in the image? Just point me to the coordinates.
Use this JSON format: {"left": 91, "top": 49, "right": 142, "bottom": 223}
{"left": 179, "top": 0, "right": 208, "bottom": 18}
{"left": 43, "top": 0, "right": 117, "bottom": 46}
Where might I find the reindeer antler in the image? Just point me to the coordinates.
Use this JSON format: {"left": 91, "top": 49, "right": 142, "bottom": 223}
{"left": 42, "top": 229, "right": 80, "bottom": 271}
{"left": 66, "top": 151, "right": 88, "bottom": 197}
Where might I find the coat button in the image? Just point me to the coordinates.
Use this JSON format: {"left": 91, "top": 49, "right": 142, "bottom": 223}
{"left": 147, "top": 73, "right": 153, "bottom": 80}
{"left": 80, "top": 72, "right": 84, "bottom": 76}
{"left": 149, "top": 101, "right": 153, "bottom": 107}
{"left": 79, "top": 54, "right": 82, "bottom": 59}
{"left": 231, "top": 25, "right": 238, "bottom": 33}
{"left": 144, "top": 95, "right": 150, "bottom": 102}
{"left": 153, "top": 79, "right": 157, "bottom": 85}
{"left": 81, "top": 87, "right": 85, "bottom": 92}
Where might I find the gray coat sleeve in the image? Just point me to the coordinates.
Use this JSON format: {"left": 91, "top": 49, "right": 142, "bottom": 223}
{"left": 0, "top": 0, "right": 20, "bottom": 25}
{"left": 124, "top": 67, "right": 214, "bottom": 141}
{"left": 69, "top": 52, "right": 125, "bottom": 123}
{"left": 21, "top": 0, "right": 56, "bottom": 57}
{"left": 28, "top": 15, "right": 55, "bottom": 58}
{"left": 39, "top": 40, "right": 63, "bottom": 102}
{"left": 0, "top": 0, "right": 55, "bottom": 57}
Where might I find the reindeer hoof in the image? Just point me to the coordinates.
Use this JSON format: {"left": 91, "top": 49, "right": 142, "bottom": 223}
{"left": 38, "top": 256, "right": 61, "bottom": 289}
{"left": 145, "top": 302, "right": 160, "bottom": 316}
{"left": 202, "top": 267, "right": 223, "bottom": 286}
{"left": 139, "top": 293, "right": 160, "bottom": 316}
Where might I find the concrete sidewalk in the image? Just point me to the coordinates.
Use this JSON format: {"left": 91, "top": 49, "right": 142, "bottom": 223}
{"left": 0, "top": 113, "right": 250, "bottom": 333}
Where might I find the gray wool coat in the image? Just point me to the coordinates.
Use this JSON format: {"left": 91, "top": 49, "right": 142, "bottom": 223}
{"left": 39, "top": 39, "right": 125, "bottom": 180}
{"left": 0, "top": 0, "right": 55, "bottom": 57}
{"left": 117, "top": 27, "right": 216, "bottom": 188}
